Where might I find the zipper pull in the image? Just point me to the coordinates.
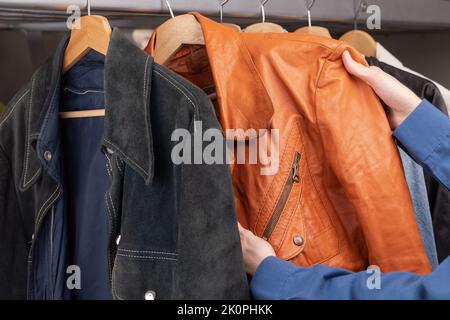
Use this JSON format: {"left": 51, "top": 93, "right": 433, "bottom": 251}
{"left": 292, "top": 152, "right": 301, "bottom": 182}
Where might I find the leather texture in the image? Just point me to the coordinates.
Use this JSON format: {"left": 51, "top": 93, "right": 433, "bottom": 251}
{"left": 146, "top": 13, "right": 431, "bottom": 274}
{"left": 367, "top": 56, "right": 450, "bottom": 263}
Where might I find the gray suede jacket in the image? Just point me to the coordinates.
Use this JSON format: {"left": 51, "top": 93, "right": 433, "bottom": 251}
{"left": 0, "top": 29, "right": 249, "bottom": 300}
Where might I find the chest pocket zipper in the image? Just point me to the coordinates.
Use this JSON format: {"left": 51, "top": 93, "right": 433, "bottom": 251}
{"left": 262, "top": 152, "right": 301, "bottom": 241}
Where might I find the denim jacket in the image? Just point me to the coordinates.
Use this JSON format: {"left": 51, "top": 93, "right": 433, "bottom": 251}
{"left": 0, "top": 29, "right": 249, "bottom": 300}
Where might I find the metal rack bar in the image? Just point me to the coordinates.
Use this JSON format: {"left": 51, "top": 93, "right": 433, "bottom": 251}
{"left": 0, "top": 0, "right": 449, "bottom": 31}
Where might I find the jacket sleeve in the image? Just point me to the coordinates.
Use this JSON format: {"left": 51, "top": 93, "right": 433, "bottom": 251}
{"left": 251, "top": 256, "right": 450, "bottom": 300}
{"left": 0, "top": 146, "right": 29, "bottom": 299}
{"left": 394, "top": 99, "right": 450, "bottom": 191}
{"left": 315, "top": 46, "right": 431, "bottom": 274}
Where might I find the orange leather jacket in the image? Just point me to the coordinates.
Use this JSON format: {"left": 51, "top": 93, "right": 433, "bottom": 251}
{"left": 146, "top": 13, "right": 431, "bottom": 274}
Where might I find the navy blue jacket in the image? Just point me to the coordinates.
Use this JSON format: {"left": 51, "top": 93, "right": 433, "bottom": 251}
{"left": 251, "top": 100, "right": 450, "bottom": 300}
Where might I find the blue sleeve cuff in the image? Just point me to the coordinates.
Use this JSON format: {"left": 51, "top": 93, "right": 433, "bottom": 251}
{"left": 394, "top": 99, "right": 450, "bottom": 164}
{"left": 250, "top": 256, "right": 299, "bottom": 300}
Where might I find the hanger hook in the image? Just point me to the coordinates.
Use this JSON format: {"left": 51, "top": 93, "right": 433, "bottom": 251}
{"left": 304, "top": 0, "right": 315, "bottom": 28}
{"left": 165, "top": 0, "right": 175, "bottom": 19}
{"left": 305, "top": 0, "right": 315, "bottom": 11}
{"left": 219, "top": 0, "right": 231, "bottom": 23}
{"left": 87, "top": 0, "right": 91, "bottom": 16}
{"left": 354, "top": 0, "right": 368, "bottom": 30}
{"left": 260, "top": 0, "right": 269, "bottom": 23}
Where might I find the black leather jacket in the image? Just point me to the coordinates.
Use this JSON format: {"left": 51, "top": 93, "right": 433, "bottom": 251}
{"left": 0, "top": 29, "right": 249, "bottom": 300}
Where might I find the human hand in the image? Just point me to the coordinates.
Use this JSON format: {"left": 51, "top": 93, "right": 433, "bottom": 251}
{"left": 342, "top": 50, "right": 422, "bottom": 129}
{"left": 238, "top": 223, "right": 276, "bottom": 276}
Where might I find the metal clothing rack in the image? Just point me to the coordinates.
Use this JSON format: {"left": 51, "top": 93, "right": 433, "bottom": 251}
{"left": 0, "top": 0, "right": 450, "bottom": 32}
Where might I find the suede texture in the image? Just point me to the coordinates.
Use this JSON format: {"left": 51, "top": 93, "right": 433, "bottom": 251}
{"left": 0, "top": 29, "right": 249, "bottom": 300}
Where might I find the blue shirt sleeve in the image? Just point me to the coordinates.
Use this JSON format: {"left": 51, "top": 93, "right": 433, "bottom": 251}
{"left": 250, "top": 100, "right": 450, "bottom": 300}
{"left": 251, "top": 256, "right": 450, "bottom": 300}
{"left": 394, "top": 99, "right": 450, "bottom": 190}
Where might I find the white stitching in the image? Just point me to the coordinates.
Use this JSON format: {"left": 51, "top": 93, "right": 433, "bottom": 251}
{"left": 104, "top": 191, "right": 116, "bottom": 234}
{"left": 143, "top": 56, "right": 150, "bottom": 103}
{"left": 104, "top": 190, "right": 116, "bottom": 294}
{"left": 104, "top": 192, "right": 113, "bottom": 231}
{"left": 143, "top": 57, "right": 152, "bottom": 179}
{"left": 115, "top": 156, "right": 123, "bottom": 174}
{"left": 104, "top": 191, "right": 116, "bottom": 297}
{"left": 104, "top": 192, "right": 114, "bottom": 245}
{"left": 116, "top": 253, "right": 177, "bottom": 261}
{"left": 0, "top": 89, "right": 29, "bottom": 128}
{"left": 107, "top": 163, "right": 113, "bottom": 177}
{"left": 23, "top": 75, "right": 37, "bottom": 187}
{"left": 112, "top": 266, "right": 125, "bottom": 300}
{"left": 63, "top": 87, "right": 104, "bottom": 95}
{"left": 106, "top": 162, "right": 113, "bottom": 177}
{"left": 103, "top": 138, "right": 148, "bottom": 176}
{"left": 118, "top": 248, "right": 178, "bottom": 256}
{"left": 28, "top": 69, "right": 59, "bottom": 188}
{"left": 35, "top": 187, "right": 61, "bottom": 229}
{"left": 24, "top": 76, "right": 35, "bottom": 184}
{"left": 23, "top": 168, "right": 42, "bottom": 189}
{"left": 154, "top": 65, "right": 196, "bottom": 103}
{"left": 107, "top": 154, "right": 113, "bottom": 176}
{"left": 154, "top": 66, "right": 200, "bottom": 123}
{"left": 103, "top": 63, "right": 199, "bottom": 181}
{"left": 108, "top": 192, "right": 117, "bottom": 219}
{"left": 154, "top": 70, "right": 197, "bottom": 113}
{"left": 155, "top": 69, "right": 196, "bottom": 108}
{"left": 36, "top": 187, "right": 61, "bottom": 227}
{"left": 105, "top": 153, "right": 113, "bottom": 177}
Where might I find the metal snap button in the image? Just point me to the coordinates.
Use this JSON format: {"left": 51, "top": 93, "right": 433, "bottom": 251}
{"left": 106, "top": 147, "right": 114, "bottom": 155}
{"left": 293, "top": 235, "right": 304, "bottom": 246}
{"left": 43, "top": 151, "right": 52, "bottom": 161}
{"left": 116, "top": 235, "right": 121, "bottom": 245}
{"left": 144, "top": 290, "right": 156, "bottom": 300}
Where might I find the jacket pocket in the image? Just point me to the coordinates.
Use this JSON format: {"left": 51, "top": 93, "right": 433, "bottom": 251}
{"left": 255, "top": 116, "right": 340, "bottom": 264}
{"left": 112, "top": 248, "right": 177, "bottom": 300}
{"left": 261, "top": 151, "right": 301, "bottom": 241}
{"left": 253, "top": 116, "right": 306, "bottom": 260}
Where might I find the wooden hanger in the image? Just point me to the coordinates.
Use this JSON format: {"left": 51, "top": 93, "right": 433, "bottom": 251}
{"left": 62, "top": 16, "right": 111, "bottom": 73}
{"left": 59, "top": 109, "right": 106, "bottom": 119}
{"left": 339, "top": 30, "right": 376, "bottom": 57}
{"left": 295, "top": 0, "right": 331, "bottom": 38}
{"left": 153, "top": 14, "right": 205, "bottom": 65}
{"left": 222, "top": 23, "right": 241, "bottom": 32}
{"left": 296, "top": 26, "right": 331, "bottom": 38}
{"left": 244, "top": 22, "right": 284, "bottom": 33}
{"left": 339, "top": 0, "right": 376, "bottom": 57}
{"left": 244, "top": 0, "right": 284, "bottom": 33}
{"left": 153, "top": 1, "right": 204, "bottom": 65}
{"left": 60, "top": 1, "right": 111, "bottom": 119}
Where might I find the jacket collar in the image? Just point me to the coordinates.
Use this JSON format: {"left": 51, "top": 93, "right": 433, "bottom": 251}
{"left": 22, "top": 28, "right": 155, "bottom": 190}
{"left": 146, "top": 13, "right": 274, "bottom": 140}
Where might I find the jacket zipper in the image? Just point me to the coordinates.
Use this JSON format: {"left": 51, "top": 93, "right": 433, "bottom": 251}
{"left": 262, "top": 152, "right": 301, "bottom": 241}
